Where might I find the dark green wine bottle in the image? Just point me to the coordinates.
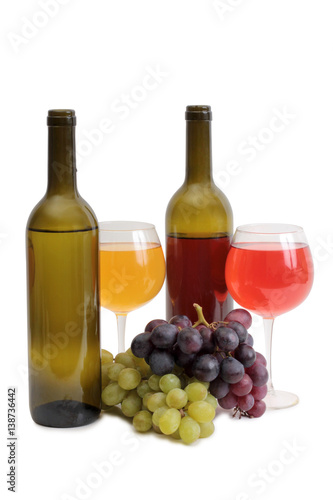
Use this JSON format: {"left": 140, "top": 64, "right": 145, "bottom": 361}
{"left": 26, "top": 110, "right": 101, "bottom": 427}
{"left": 166, "top": 105, "right": 233, "bottom": 323}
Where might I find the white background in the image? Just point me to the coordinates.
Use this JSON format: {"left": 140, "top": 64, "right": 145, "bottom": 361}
{"left": 1, "top": 1, "right": 332, "bottom": 499}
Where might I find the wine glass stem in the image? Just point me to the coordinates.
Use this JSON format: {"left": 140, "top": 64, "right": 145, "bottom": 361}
{"left": 263, "top": 317, "right": 275, "bottom": 392}
{"left": 116, "top": 313, "right": 127, "bottom": 353}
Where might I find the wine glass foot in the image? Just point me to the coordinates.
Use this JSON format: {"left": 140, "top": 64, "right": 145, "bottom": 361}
{"left": 264, "top": 389, "right": 299, "bottom": 410}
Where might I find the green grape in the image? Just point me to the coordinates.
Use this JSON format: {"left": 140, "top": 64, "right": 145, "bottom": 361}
{"left": 101, "top": 349, "right": 114, "bottom": 364}
{"left": 199, "top": 421, "right": 215, "bottom": 438}
{"left": 118, "top": 368, "right": 142, "bottom": 390}
{"left": 101, "top": 382, "right": 128, "bottom": 406}
{"left": 172, "top": 365, "right": 184, "bottom": 376}
{"left": 107, "top": 363, "right": 126, "bottom": 381}
{"left": 188, "top": 401, "right": 215, "bottom": 423}
{"left": 101, "top": 400, "right": 113, "bottom": 411}
{"left": 136, "top": 361, "right": 152, "bottom": 378}
{"left": 185, "top": 382, "right": 207, "bottom": 402}
{"left": 188, "top": 377, "right": 210, "bottom": 389}
{"left": 152, "top": 423, "right": 162, "bottom": 434}
{"left": 142, "top": 392, "right": 155, "bottom": 409}
{"left": 121, "top": 390, "right": 142, "bottom": 417}
{"left": 171, "top": 428, "right": 181, "bottom": 440}
{"left": 148, "top": 374, "right": 161, "bottom": 391}
{"left": 114, "top": 352, "right": 136, "bottom": 368}
{"left": 101, "top": 362, "right": 114, "bottom": 389}
{"left": 137, "top": 380, "right": 151, "bottom": 398}
{"left": 179, "top": 416, "right": 201, "bottom": 444}
{"left": 179, "top": 374, "right": 188, "bottom": 389}
{"left": 166, "top": 388, "right": 188, "bottom": 409}
{"left": 126, "top": 348, "right": 152, "bottom": 377}
{"left": 146, "top": 392, "right": 167, "bottom": 412}
{"left": 205, "top": 393, "right": 218, "bottom": 409}
{"left": 152, "top": 406, "right": 168, "bottom": 427}
{"left": 159, "top": 408, "right": 181, "bottom": 435}
{"left": 159, "top": 374, "right": 181, "bottom": 393}
{"left": 133, "top": 411, "right": 152, "bottom": 432}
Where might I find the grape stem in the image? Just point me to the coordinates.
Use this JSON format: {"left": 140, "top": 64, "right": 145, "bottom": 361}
{"left": 192, "top": 303, "right": 210, "bottom": 328}
{"left": 192, "top": 303, "right": 229, "bottom": 331}
{"left": 232, "top": 406, "right": 253, "bottom": 419}
{"left": 210, "top": 321, "right": 228, "bottom": 331}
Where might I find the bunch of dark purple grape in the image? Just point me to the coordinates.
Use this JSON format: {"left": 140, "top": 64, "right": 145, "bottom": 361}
{"left": 131, "top": 304, "right": 268, "bottom": 418}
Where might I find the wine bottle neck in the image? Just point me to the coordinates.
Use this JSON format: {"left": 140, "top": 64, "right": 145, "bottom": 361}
{"left": 47, "top": 125, "right": 78, "bottom": 195}
{"left": 185, "top": 120, "right": 212, "bottom": 185}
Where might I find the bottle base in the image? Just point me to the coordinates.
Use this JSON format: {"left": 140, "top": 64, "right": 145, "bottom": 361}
{"left": 31, "top": 400, "right": 101, "bottom": 428}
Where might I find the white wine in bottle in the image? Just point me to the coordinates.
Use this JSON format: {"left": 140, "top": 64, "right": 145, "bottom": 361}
{"left": 26, "top": 110, "right": 101, "bottom": 427}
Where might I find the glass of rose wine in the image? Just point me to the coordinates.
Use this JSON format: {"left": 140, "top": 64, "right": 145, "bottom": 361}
{"left": 225, "top": 223, "right": 314, "bottom": 409}
{"left": 99, "top": 221, "right": 165, "bottom": 352}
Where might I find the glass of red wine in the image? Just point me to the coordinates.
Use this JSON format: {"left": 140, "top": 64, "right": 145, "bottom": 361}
{"left": 225, "top": 223, "right": 314, "bottom": 409}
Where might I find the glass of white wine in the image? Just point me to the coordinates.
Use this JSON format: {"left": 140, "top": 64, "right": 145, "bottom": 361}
{"left": 99, "top": 221, "right": 165, "bottom": 352}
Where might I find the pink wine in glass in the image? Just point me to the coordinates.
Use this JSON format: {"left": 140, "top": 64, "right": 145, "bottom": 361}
{"left": 225, "top": 241, "right": 314, "bottom": 317}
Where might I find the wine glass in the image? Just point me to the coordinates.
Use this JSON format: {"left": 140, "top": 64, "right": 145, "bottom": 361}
{"left": 99, "top": 221, "right": 165, "bottom": 352}
{"left": 225, "top": 223, "right": 314, "bottom": 409}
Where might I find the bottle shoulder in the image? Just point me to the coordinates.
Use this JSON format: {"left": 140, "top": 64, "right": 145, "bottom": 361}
{"left": 166, "top": 182, "right": 233, "bottom": 235}
{"left": 27, "top": 193, "right": 98, "bottom": 232}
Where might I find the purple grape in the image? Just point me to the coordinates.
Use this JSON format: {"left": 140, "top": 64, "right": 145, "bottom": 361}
{"left": 224, "top": 309, "right": 252, "bottom": 329}
{"left": 234, "top": 344, "right": 256, "bottom": 368}
{"left": 173, "top": 345, "right": 196, "bottom": 368}
{"left": 238, "top": 394, "right": 255, "bottom": 412}
{"left": 192, "top": 354, "right": 220, "bottom": 382}
{"left": 226, "top": 321, "right": 248, "bottom": 343}
{"left": 251, "top": 384, "right": 268, "bottom": 400}
{"left": 148, "top": 349, "right": 175, "bottom": 375}
{"left": 213, "top": 351, "right": 226, "bottom": 365}
{"left": 150, "top": 323, "right": 178, "bottom": 349}
{"left": 198, "top": 326, "right": 215, "bottom": 354}
{"left": 169, "top": 314, "right": 192, "bottom": 329}
{"left": 246, "top": 362, "right": 269, "bottom": 387}
{"left": 218, "top": 392, "right": 238, "bottom": 410}
{"left": 145, "top": 319, "right": 167, "bottom": 332}
{"left": 131, "top": 332, "right": 154, "bottom": 358}
{"left": 194, "top": 323, "right": 205, "bottom": 331}
{"left": 246, "top": 334, "right": 254, "bottom": 347}
{"left": 209, "top": 377, "right": 230, "bottom": 399}
{"left": 255, "top": 352, "right": 267, "bottom": 366}
{"left": 247, "top": 400, "right": 266, "bottom": 418}
{"left": 214, "top": 327, "right": 239, "bottom": 353}
{"left": 230, "top": 374, "right": 253, "bottom": 397}
{"left": 177, "top": 327, "right": 203, "bottom": 354}
{"left": 220, "top": 357, "right": 245, "bottom": 384}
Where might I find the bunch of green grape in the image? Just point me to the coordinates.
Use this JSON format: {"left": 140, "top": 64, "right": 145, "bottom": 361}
{"left": 101, "top": 348, "right": 217, "bottom": 445}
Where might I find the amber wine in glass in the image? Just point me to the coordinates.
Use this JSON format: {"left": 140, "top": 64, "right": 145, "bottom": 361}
{"left": 99, "top": 222, "right": 165, "bottom": 352}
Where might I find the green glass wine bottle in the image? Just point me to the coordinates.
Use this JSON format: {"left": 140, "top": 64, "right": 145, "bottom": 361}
{"left": 166, "top": 105, "right": 233, "bottom": 324}
{"left": 26, "top": 110, "right": 101, "bottom": 427}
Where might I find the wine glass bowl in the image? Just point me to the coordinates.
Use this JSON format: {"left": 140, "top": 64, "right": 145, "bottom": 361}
{"left": 225, "top": 223, "right": 314, "bottom": 409}
{"left": 99, "top": 221, "right": 165, "bottom": 352}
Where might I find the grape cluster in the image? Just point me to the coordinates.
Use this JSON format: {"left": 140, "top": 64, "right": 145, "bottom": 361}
{"left": 101, "top": 348, "right": 217, "bottom": 444}
{"left": 131, "top": 305, "right": 269, "bottom": 418}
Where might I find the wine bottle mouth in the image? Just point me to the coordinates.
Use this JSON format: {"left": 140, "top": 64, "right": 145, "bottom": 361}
{"left": 185, "top": 105, "right": 212, "bottom": 121}
{"left": 47, "top": 109, "right": 76, "bottom": 126}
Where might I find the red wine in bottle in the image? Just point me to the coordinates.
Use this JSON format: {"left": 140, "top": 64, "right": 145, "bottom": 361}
{"left": 165, "top": 105, "right": 233, "bottom": 324}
